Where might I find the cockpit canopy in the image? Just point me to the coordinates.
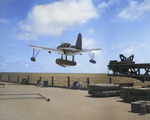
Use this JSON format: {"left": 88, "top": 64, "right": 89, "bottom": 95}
{"left": 59, "top": 43, "right": 71, "bottom": 48}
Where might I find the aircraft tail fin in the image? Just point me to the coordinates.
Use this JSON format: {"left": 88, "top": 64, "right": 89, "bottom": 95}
{"left": 75, "top": 33, "right": 82, "bottom": 49}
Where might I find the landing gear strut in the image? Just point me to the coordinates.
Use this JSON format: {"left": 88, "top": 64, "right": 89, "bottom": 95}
{"left": 60, "top": 55, "right": 75, "bottom": 62}
{"left": 30, "top": 48, "right": 41, "bottom": 62}
{"left": 89, "top": 53, "right": 96, "bottom": 64}
{"left": 72, "top": 55, "right": 74, "bottom": 62}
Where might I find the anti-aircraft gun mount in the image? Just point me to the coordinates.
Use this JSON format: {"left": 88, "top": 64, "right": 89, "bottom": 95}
{"left": 107, "top": 54, "right": 150, "bottom": 82}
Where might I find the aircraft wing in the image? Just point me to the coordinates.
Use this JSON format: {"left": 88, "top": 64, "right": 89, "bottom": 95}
{"left": 60, "top": 48, "right": 81, "bottom": 51}
{"left": 81, "top": 48, "right": 102, "bottom": 53}
{"left": 60, "top": 48, "right": 102, "bottom": 52}
{"left": 27, "top": 44, "right": 64, "bottom": 54}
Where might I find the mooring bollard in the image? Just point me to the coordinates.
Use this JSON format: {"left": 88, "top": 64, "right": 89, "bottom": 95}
{"left": 68, "top": 76, "right": 70, "bottom": 88}
{"left": 110, "top": 78, "right": 112, "bottom": 83}
{"left": 52, "top": 77, "right": 53, "bottom": 86}
{"left": 0, "top": 74, "right": 2, "bottom": 81}
{"left": 87, "top": 78, "right": 90, "bottom": 89}
{"left": 87, "top": 78, "right": 90, "bottom": 85}
{"left": 17, "top": 75, "right": 19, "bottom": 83}
{"left": 8, "top": 75, "right": 10, "bottom": 82}
{"left": 27, "top": 76, "right": 29, "bottom": 84}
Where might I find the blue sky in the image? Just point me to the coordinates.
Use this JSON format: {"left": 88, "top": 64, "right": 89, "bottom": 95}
{"left": 0, "top": 0, "right": 150, "bottom": 73}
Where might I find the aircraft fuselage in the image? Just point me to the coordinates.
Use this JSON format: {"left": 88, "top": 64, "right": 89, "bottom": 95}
{"left": 58, "top": 48, "right": 81, "bottom": 55}
{"left": 57, "top": 42, "right": 81, "bottom": 55}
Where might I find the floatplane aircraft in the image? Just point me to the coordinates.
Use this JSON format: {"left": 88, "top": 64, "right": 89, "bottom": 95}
{"left": 27, "top": 33, "right": 101, "bottom": 67}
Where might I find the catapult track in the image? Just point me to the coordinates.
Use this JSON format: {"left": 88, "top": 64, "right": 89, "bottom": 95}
{"left": 109, "top": 63, "right": 150, "bottom": 69}
{"left": 108, "top": 54, "right": 150, "bottom": 82}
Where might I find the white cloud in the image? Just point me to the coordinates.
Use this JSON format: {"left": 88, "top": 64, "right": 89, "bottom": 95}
{"left": 116, "top": 0, "right": 150, "bottom": 21}
{"left": 83, "top": 38, "right": 94, "bottom": 48}
{"left": 98, "top": 0, "right": 120, "bottom": 12}
{"left": 88, "top": 28, "right": 95, "bottom": 34}
{"left": 111, "top": 43, "right": 125, "bottom": 50}
{"left": 122, "top": 47, "right": 135, "bottom": 55}
{"left": 14, "top": 0, "right": 98, "bottom": 40}
{"left": 19, "top": 61, "right": 29, "bottom": 68}
{"left": 25, "top": 64, "right": 29, "bottom": 67}
{"left": 2, "top": 64, "right": 7, "bottom": 66}
{"left": 0, "top": 18, "right": 9, "bottom": 24}
{"left": 111, "top": 42, "right": 148, "bottom": 57}
{"left": 98, "top": 2, "right": 108, "bottom": 9}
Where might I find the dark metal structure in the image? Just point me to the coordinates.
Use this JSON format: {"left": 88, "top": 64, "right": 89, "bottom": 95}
{"left": 108, "top": 54, "right": 150, "bottom": 82}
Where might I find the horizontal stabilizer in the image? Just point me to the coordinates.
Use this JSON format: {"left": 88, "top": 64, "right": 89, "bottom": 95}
{"left": 81, "top": 48, "right": 102, "bottom": 53}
